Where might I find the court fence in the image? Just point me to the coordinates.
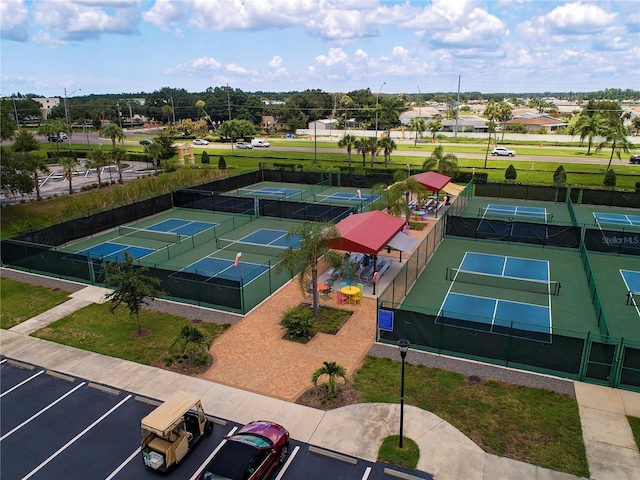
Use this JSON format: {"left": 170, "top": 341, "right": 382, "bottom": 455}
{"left": 475, "top": 182, "right": 640, "bottom": 209}
{"left": 376, "top": 308, "right": 640, "bottom": 392}
{"left": 579, "top": 243, "right": 611, "bottom": 339}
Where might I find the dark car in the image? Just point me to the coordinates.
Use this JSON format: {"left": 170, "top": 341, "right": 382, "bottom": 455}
{"left": 198, "top": 421, "right": 289, "bottom": 480}
{"left": 48, "top": 135, "right": 64, "bottom": 142}
{"left": 630, "top": 154, "right": 640, "bottom": 165}
{"left": 140, "top": 139, "right": 153, "bottom": 146}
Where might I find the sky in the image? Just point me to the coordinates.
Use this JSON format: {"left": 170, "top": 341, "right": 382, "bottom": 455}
{"left": 1, "top": 0, "right": 639, "bottom": 98}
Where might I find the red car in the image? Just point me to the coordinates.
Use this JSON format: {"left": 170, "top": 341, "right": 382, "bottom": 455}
{"left": 198, "top": 421, "right": 289, "bottom": 480}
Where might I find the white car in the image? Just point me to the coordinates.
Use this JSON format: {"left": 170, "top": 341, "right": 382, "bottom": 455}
{"left": 236, "top": 142, "right": 253, "bottom": 149}
{"left": 59, "top": 132, "right": 68, "bottom": 140}
{"left": 492, "top": 146, "right": 516, "bottom": 157}
{"left": 193, "top": 138, "right": 209, "bottom": 145}
{"left": 251, "top": 139, "right": 270, "bottom": 148}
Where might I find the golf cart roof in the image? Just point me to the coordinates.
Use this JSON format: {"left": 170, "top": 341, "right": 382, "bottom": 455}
{"left": 141, "top": 391, "right": 201, "bottom": 435}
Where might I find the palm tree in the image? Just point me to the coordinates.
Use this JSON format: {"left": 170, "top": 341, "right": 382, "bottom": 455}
{"left": 373, "top": 177, "right": 427, "bottom": 223}
{"left": 595, "top": 122, "right": 635, "bottom": 170}
{"left": 171, "top": 325, "right": 211, "bottom": 365}
{"left": 86, "top": 148, "right": 108, "bottom": 187}
{"left": 312, "top": 361, "right": 348, "bottom": 399}
{"left": 337, "top": 134, "right": 357, "bottom": 167}
{"left": 110, "top": 147, "right": 128, "bottom": 184}
{"left": 379, "top": 137, "right": 397, "bottom": 167}
{"left": 61, "top": 156, "right": 79, "bottom": 194}
{"left": 354, "top": 137, "right": 368, "bottom": 167}
{"left": 367, "top": 137, "right": 380, "bottom": 167}
{"left": 37, "top": 119, "right": 66, "bottom": 161}
{"left": 408, "top": 117, "right": 425, "bottom": 146}
{"left": 427, "top": 120, "right": 442, "bottom": 142}
{"left": 277, "top": 222, "right": 343, "bottom": 320}
{"left": 422, "top": 145, "right": 459, "bottom": 177}
{"left": 144, "top": 142, "right": 164, "bottom": 175}
{"left": 573, "top": 114, "right": 605, "bottom": 155}
{"left": 100, "top": 123, "right": 125, "bottom": 150}
{"left": 28, "top": 154, "right": 49, "bottom": 201}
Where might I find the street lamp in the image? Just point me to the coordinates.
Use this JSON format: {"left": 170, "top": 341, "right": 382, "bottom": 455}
{"left": 374, "top": 82, "right": 386, "bottom": 139}
{"left": 416, "top": 86, "right": 422, "bottom": 141}
{"left": 64, "top": 87, "right": 81, "bottom": 147}
{"left": 398, "top": 337, "right": 410, "bottom": 448}
{"left": 407, "top": 164, "right": 411, "bottom": 179}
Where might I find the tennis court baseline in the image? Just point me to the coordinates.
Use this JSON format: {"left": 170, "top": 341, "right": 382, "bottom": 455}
{"left": 594, "top": 212, "right": 640, "bottom": 227}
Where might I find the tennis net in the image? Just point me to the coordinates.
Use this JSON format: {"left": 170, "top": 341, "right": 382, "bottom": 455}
{"left": 118, "top": 226, "right": 184, "bottom": 244}
{"left": 216, "top": 237, "right": 286, "bottom": 258}
{"left": 627, "top": 291, "right": 640, "bottom": 307}
{"left": 446, "top": 267, "right": 560, "bottom": 295}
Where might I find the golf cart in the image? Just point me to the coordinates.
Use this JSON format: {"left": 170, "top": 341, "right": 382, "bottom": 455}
{"left": 141, "top": 391, "right": 214, "bottom": 472}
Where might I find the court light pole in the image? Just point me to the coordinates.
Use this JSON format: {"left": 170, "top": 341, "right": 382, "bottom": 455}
{"left": 398, "top": 337, "right": 410, "bottom": 448}
{"left": 374, "top": 82, "right": 386, "bottom": 139}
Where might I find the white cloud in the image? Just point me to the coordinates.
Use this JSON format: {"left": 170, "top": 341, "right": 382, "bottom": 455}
{"left": 315, "top": 48, "right": 349, "bottom": 66}
{"left": 31, "top": 0, "right": 140, "bottom": 41}
{"left": 143, "top": 0, "right": 189, "bottom": 35}
{"left": 0, "top": 0, "right": 30, "bottom": 41}
{"left": 543, "top": 2, "right": 617, "bottom": 34}
{"left": 165, "top": 56, "right": 222, "bottom": 75}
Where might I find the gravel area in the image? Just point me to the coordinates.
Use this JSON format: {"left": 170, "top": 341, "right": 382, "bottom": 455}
{"left": 369, "top": 343, "right": 576, "bottom": 397}
{"left": 1, "top": 268, "right": 86, "bottom": 293}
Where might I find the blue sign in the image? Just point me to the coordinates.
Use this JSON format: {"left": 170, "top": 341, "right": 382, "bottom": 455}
{"left": 378, "top": 309, "right": 394, "bottom": 332}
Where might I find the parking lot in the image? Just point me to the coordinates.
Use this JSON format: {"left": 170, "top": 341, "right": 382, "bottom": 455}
{"left": 1, "top": 357, "right": 431, "bottom": 480}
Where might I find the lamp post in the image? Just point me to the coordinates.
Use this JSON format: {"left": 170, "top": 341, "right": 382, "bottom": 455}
{"left": 416, "top": 86, "right": 422, "bottom": 141}
{"left": 64, "top": 87, "right": 81, "bottom": 147}
{"left": 398, "top": 337, "right": 410, "bottom": 448}
{"left": 407, "top": 164, "right": 411, "bottom": 179}
{"left": 374, "top": 82, "right": 386, "bottom": 139}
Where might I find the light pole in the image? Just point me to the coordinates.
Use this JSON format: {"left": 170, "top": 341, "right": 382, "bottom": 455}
{"left": 398, "top": 337, "right": 410, "bottom": 448}
{"left": 416, "top": 86, "right": 422, "bottom": 141}
{"left": 64, "top": 87, "right": 81, "bottom": 147}
{"left": 374, "top": 82, "right": 386, "bottom": 139}
{"left": 407, "top": 164, "right": 411, "bottom": 179}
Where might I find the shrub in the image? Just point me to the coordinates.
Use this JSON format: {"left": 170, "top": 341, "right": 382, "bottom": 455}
{"left": 553, "top": 165, "right": 567, "bottom": 185}
{"left": 280, "top": 306, "right": 314, "bottom": 339}
{"left": 604, "top": 169, "right": 616, "bottom": 187}
{"left": 505, "top": 164, "right": 517, "bottom": 181}
{"left": 201, "top": 151, "right": 210, "bottom": 164}
{"left": 218, "top": 155, "right": 226, "bottom": 170}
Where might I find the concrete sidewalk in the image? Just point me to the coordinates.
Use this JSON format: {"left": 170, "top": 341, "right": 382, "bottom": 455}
{"left": 2, "top": 280, "right": 640, "bottom": 479}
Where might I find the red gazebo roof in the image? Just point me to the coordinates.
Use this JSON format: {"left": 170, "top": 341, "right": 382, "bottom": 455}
{"left": 326, "top": 211, "right": 406, "bottom": 255}
{"left": 411, "top": 171, "right": 451, "bottom": 192}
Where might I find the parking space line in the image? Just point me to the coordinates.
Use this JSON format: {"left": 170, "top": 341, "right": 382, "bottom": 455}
{"left": 361, "top": 466, "right": 372, "bottom": 480}
{"left": 1, "top": 381, "right": 86, "bottom": 441}
{"left": 274, "top": 445, "right": 300, "bottom": 480}
{"left": 21, "top": 394, "right": 131, "bottom": 480}
{"left": 104, "top": 446, "right": 141, "bottom": 480}
{"left": 0, "top": 359, "right": 6, "bottom": 365}
{"left": 189, "top": 426, "right": 238, "bottom": 480}
{"left": 0, "top": 370, "right": 45, "bottom": 398}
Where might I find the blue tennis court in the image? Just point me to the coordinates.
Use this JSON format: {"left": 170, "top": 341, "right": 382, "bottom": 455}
{"left": 482, "top": 204, "right": 551, "bottom": 222}
{"left": 237, "top": 228, "right": 301, "bottom": 248}
{"left": 77, "top": 242, "right": 154, "bottom": 261}
{"left": 146, "top": 218, "right": 217, "bottom": 236}
{"left": 173, "top": 257, "right": 268, "bottom": 285}
{"left": 594, "top": 212, "right": 640, "bottom": 227}
{"left": 238, "top": 186, "right": 302, "bottom": 198}
{"left": 621, "top": 269, "right": 640, "bottom": 293}
{"left": 317, "top": 192, "right": 379, "bottom": 203}
{"left": 460, "top": 252, "right": 549, "bottom": 282}
{"left": 437, "top": 252, "right": 553, "bottom": 341}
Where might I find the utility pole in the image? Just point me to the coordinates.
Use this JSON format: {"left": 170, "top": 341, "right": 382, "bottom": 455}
{"left": 12, "top": 97, "right": 20, "bottom": 131}
{"left": 64, "top": 87, "right": 81, "bottom": 148}
{"left": 374, "top": 82, "right": 386, "bottom": 139}
{"left": 454, "top": 75, "right": 461, "bottom": 138}
{"left": 127, "top": 100, "right": 133, "bottom": 129}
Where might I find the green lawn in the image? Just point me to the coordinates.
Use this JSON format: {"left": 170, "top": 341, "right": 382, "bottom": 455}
{"left": 32, "top": 303, "right": 229, "bottom": 366}
{"left": 629, "top": 416, "right": 640, "bottom": 451}
{"left": 0, "top": 278, "right": 71, "bottom": 329}
{"left": 353, "top": 356, "right": 589, "bottom": 478}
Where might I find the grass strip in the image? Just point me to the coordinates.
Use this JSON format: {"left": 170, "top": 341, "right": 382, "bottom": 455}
{"left": 32, "top": 303, "right": 228, "bottom": 366}
{"left": 378, "top": 436, "right": 419, "bottom": 469}
{"left": 629, "top": 416, "right": 640, "bottom": 451}
{"left": 353, "top": 356, "right": 589, "bottom": 478}
{"left": 0, "top": 278, "right": 71, "bottom": 329}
